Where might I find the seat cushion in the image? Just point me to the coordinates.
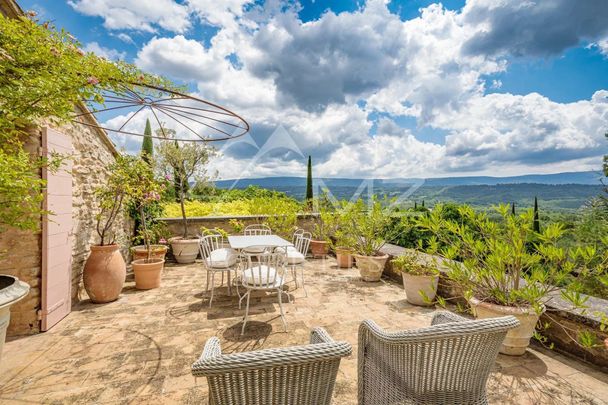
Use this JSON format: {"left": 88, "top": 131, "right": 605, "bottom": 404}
{"left": 206, "top": 248, "right": 237, "bottom": 268}
{"left": 243, "top": 246, "right": 266, "bottom": 254}
{"left": 285, "top": 250, "right": 305, "bottom": 265}
{"left": 242, "top": 266, "right": 283, "bottom": 287}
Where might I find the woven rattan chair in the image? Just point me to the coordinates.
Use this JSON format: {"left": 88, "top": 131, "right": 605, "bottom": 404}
{"left": 192, "top": 327, "right": 352, "bottom": 405}
{"left": 358, "top": 311, "right": 520, "bottom": 405}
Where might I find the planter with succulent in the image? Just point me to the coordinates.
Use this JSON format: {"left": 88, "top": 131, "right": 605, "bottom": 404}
{"left": 156, "top": 135, "right": 215, "bottom": 264}
{"left": 341, "top": 198, "right": 396, "bottom": 281}
{"left": 83, "top": 155, "right": 150, "bottom": 303}
{"left": 392, "top": 252, "right": 439, "bottom": 306}
{"left": 418, "top": 203, "right": 608, "bottom": 355}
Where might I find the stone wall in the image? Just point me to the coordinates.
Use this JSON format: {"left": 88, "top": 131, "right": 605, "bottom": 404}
{"left": 159, "top": 214, "right": 319, "bottom": 240}
{"left": 0, "top": 131, "right": 43, "bottom": 335}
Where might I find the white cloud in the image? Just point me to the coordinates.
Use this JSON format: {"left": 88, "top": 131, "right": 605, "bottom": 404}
{"left": 83, "top": 41, "right": 126, "bottom": 60}
{"left": 68, "top": 0, "right": 191, "bottom": 33}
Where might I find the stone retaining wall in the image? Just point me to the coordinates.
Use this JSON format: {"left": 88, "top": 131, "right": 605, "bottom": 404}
{"left": 379, "top": 243, "right": 608, "bottom": 371}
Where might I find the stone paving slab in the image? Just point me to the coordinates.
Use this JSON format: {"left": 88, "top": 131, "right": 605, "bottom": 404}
{"left": 1, "top": 258, "right": 607, "bottom": 404}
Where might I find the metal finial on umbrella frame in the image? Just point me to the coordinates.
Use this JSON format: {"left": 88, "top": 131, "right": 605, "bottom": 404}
{"left": 73, "top": 83, "right": 250, "bottom": 142}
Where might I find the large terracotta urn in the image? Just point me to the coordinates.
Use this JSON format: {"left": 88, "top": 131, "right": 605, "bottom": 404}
{"left": 470, "top": 297, "right": 543, "bottom": 356}
{"left": 402, "top": 273, "right": 438, "bottom": 306}
{"left": 354, "top": 254, "right": 389, "bottom": 281}
{"left": 83, "top": 244, "right": 126, "bottom": 303}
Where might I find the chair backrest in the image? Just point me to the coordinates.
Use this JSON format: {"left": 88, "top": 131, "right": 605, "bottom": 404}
{"left": 291, "top": 228, "right": 304, "bottom": 244}
{"left": 199, "top": 234, "right": 223, "bottom": 267}
{"left": 244, "top": 224, "right": 271, "bottom": 236}
{"left": 295, "top": 231, "right": 312, "bottom": 255}
{"left": 192, "top": 328, "right": 352, "bottom": 405}
{"left": 357, "top": 312, "right": 520, "bottom": 405}
{"left": 242, "top": 248, "right": 285, "bottom": 288}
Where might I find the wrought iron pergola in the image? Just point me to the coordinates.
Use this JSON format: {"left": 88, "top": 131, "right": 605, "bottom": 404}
{"left": 73, "top": 84, "right": 249, "bottom": 142}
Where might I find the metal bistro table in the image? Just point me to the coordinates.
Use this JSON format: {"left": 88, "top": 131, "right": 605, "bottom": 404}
{"left": 227, "top": 234, "right": 293, "bottom": 250}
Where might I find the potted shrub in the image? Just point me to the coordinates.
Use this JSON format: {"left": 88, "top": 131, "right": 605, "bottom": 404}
{"left": 130, "top": 221, "right": 169, "bottom": 261}
{"left": 342, "top": 198, "right": 394, "bottom": 281}
{"left": 83, "top": 155, "right": 147, "bottom": 303}
{"left": 333, "top": 226, "right": 355, "bottom": 268}
{"left": 311, "top": 221, "right": 331, "bottom": 257}
{"left": 418, "top": 203, "right": 608, "bottom": 355}
{"left": 392, "top": 252, "right": 439, "bottom": 306}
{"left": 156, "top": 136, "right": 215, "bottom": 264}
{"left": 131, "top": 189, "right": 166, "bottom": 290}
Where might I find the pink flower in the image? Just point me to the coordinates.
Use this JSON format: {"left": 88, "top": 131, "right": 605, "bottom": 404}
{"left": 87, "top": 76, "right": 100, "bottom": 85}
{"left": 26, "top": 10, "right": 37, "bottom": 17}
{"left": 159, "top": 238, "right": 167, "bottom": 244}
{"left": 165, "top": 175, "right": 172, "bottom": 181}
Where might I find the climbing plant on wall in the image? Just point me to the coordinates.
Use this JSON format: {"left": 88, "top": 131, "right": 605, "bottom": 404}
{"left": 0, "top": 13, "right": 172, "bottom": 231}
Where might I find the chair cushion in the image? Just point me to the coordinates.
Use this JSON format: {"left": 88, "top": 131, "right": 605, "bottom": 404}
{"left": 242, "top": 266, "right": 283, "bottom": 287}
{"left": 206, "top": 248, "right": 237, "bottom": 268}
{"left": 243, "top": 246, "right": 266, "bottom": 254}
{"left": 285, "top": 250, "right": 305, "bottom": 265}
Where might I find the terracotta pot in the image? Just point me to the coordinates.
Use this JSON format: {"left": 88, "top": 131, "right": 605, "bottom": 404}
{"left": 335, "top": 247, "right": 354, "bottom": 268}
{"left": 354, "top": 254, "right": 389, "bottom": 282}
{"left": 310, "top": 240, "right": 329, "bottom": 257}
{"left": 402, "top": 273, "right": 438, "bottom": 306}
{"left": 132, "top": 258, "right": 165, "bottom": 290}
{"left": 83, "top": 244, "right": 126, "bottom": 303}
{"left": 131, "top": 245, "right": 168, "bottom": 262}
{"left": 170, "top": 237, "right": 199, "bottom": 264}
{"left": 470, "top": 297, "right": 543, "bottom": 356}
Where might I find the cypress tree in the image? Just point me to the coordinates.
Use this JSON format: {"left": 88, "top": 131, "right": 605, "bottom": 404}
{"left": 414, "top": 201, "right": 417, "bottom": 209}
{"left": 511, "top": 202, "right": 516, "bottom": 215}
{"left": 421, "top": 200, "right": 425, "bottom": 208}
{"left": 533, "top": 196, "right": 540, "bottom": 233}
{"left": 305, "top": 156, "right": 313, "bottom": 208}
{"left": 141, "top": 119, "right": 153, "bottom": 163}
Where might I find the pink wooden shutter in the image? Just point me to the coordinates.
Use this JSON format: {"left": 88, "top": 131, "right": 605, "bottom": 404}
{"left": 41, "top": 127, "right": 73, "bottom": 331}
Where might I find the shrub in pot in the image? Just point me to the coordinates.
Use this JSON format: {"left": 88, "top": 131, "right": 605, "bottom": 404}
{"left": 156, "top": 137, "right": 215, "bottom": 264}
{"left": 341, "top": 197, "right": 397, "bottom": 282}
{"left": 392, "top": 252, "right": 439, "bottom": 306}
{"left": 418, "top": 203, "right": 608, "bottom": 355}
{"left": 84, "top": 155, "right": 151, "bottom": 303}
{"left": 311, "top": 221, "right": 331, "bottom": 257}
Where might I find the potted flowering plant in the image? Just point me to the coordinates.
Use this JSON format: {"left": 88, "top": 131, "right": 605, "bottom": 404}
{"left": 417, "top": 204, "right": 608, "bottom": 355}
{"left": 392, "top": 252, "right": 439, "bottom": 306}
{"left": 130, "top": 221, "right": 170, "bottom": 261}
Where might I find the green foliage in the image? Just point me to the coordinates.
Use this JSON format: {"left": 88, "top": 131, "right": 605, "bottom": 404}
{"left": 252, "top": 198, "right": 301, "bottom": 238}
{"left": 306, "top": 155, "right": 313, "bottom": 207}
{"left": 392, "top": 252, "right": 438, "bottom": 276}
{"left": 0, "top": 14, "right": 171, "bottom": 231}
{"left": 155, "top": 140, "right": 215, "bottom": 237}
{"left": 416, "top": 204, "right": 607, "bottom": 326}
{"left": 141, "top": 119, "right": 153, "bottom": 163}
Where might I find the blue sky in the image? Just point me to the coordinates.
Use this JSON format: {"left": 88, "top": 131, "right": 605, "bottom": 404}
{"left": 21, "top": 0, "right": 608, "bottom": 179}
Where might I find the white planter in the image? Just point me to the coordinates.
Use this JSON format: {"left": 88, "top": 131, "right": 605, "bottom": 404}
{"left": 354, "top": 254, "right": 389, "bottom": 282}
{"left": 170, "top": 237, "right": 200, "bottom": 264}
{"left": 402, "top": 273, "right": 438, "bottom": 306}
{"left": 470, "top": 297, "right": 543, "bottom": 356}
{"left": 0, "top": 275, "right": 30, "bottom": 364}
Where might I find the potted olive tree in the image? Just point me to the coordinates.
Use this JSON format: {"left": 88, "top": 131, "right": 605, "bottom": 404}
{"left": 418, "top": 203, "right": 608, "bottom": 355}
{"left": 342, "top": 197, "right": 394, "bottom": 281}
{"left": 392, "top": 252, "right": 439, "bottom": 306}
{"left": 84, "top": 155, "right": 149, "bottom": 303}
{"left": 155, "top": 138, "right": 215, "bottom": 263}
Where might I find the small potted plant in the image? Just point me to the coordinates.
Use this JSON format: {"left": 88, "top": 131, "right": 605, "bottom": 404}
{"left": 131, "top": 190, "right": 166, "bottom": 289}
{"left": 418, "top": 203, "right": 608, "bottom": 355}
{"left": 333, "top": 229, "right": 355, "bottom": 268}
{"left": 131, "top": 221, "right": 169, "bottom": 261}
{"left": 392, "top": 252, "right": 439, "bottom": 306}
{"left": 156, "top": 135, "right": 215, "bottom": 264}
{"left": 311, "top": 220, "right": 331, "bottom": 257}
{"left": 342, "top": 198, "right": 393, "bottom": 281}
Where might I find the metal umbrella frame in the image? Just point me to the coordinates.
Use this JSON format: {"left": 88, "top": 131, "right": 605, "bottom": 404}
{"left": 73, "top": 83, "right": 250, "bottom": 142}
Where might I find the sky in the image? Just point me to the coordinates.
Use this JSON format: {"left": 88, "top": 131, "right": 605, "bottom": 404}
{"left": 21, "top": 0, "right": 608, "bottom": 180}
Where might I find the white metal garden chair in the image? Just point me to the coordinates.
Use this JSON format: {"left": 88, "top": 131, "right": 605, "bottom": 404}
{"left": 278, "top": 230, "right": 312, "bottom": 296}
{"left": 199, "top": 234, "right": 238, "bottom": 307}
{"left": 238, "top": 247, "right": 289, "bottom": 334}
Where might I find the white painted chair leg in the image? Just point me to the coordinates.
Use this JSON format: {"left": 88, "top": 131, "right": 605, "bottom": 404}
{"left": 277, "top": 288, "right": 287, "bottom": 331}
{"left": 241, "top": 291, "right": 251, "bottom": 335}
{"left": 209, "top": 272, "right": 216, "bottom": 307}
{"left": 300, "top": 266, "right": 307, "bottom": 297}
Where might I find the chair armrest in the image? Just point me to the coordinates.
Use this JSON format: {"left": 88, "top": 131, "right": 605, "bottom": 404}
{"left": 199, "top": 336, "right": 222, "bottom": 361}
{"left": 431, "top": 311, "right": 469, "bottom": 326}
{"left": 310, "top": 327, "right": 335, "bottom": 344}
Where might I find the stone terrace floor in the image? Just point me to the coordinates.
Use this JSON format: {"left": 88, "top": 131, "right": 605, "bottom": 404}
{"left": 1, "top": 258, "right": 607, "bottom": 404}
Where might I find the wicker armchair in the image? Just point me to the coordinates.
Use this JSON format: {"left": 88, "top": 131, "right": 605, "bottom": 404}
{"left": 358, "top": 311, "right": 520, "bottom": 405}
{"left": 192, "top": 327, "right": 352, "bottom": 405}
